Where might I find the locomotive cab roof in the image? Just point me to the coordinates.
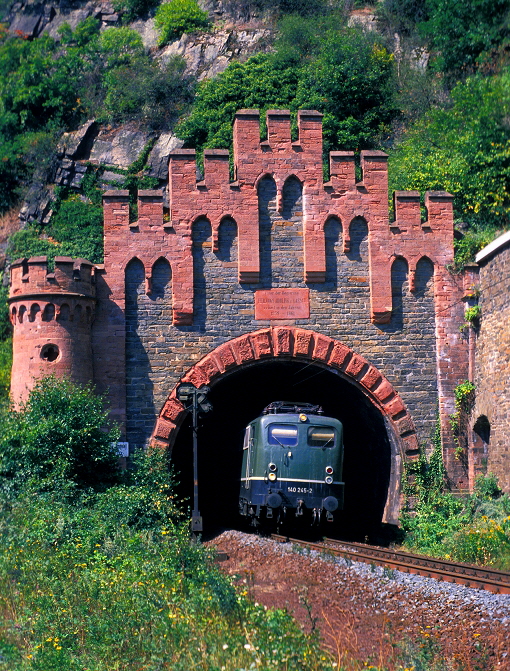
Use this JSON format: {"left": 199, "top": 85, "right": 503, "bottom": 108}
{"left": 262, "top": 401, "right": 324, "bottom": 416}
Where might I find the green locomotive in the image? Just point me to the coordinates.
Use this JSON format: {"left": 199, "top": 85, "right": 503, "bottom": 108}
{"left": 239, "top": 401, "right": 344, "bottom": 525}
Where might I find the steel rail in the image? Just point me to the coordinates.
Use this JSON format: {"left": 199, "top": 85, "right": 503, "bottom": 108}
{"left": 271, "top": 534, "right": 510, "bottom": 595}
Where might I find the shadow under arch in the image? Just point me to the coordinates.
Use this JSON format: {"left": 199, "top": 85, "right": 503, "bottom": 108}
{"left": 125, "top": 257, "right": 154, "bottom": 450}
{"left": 153, "top": 328, "right": 420, "bottom": 534}
{"left": 281, "top": 175, "right": 302, "bottom": 220}
{"left": 414, "top": 256, "right": 434, "bottom": 296}
{"left": 216, "top": 217, "right": 238, "bottom": 263}
{"left": 192, "top": 217, "right": 212, "bottom": 330}
{"left": 258, "top": 174, "right": 277, "bottom": 288}
{"left": 346, "top": 217, "right": 368, "bottom": 261}
{"left": 390, "top": 256, "right": 409, "bottom": 332}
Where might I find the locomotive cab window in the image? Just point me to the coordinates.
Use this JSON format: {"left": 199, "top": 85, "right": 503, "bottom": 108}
{"left": 308, "top": 426, "right": 336, "bottom": 448}
{"left": 243, "top": 425, "right": 252, "bottom": 450}
{"left": 268, "top": 424, "right": 298, "bottom": 447}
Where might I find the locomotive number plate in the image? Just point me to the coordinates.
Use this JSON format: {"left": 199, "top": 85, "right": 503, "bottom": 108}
{"left": 287, "top": 486, "right": 313, "bottom": 494}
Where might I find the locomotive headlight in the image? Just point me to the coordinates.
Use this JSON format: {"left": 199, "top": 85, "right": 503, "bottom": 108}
{"left": 325, "top": 475, "right": 333, "bottom": 485}
{"left": 268, "top": 472, "right": 277, "bottom": 482}
{"left": 299, "top": 413, "right": 308, "bottom": 422}
{"left": 325, "top": 466, "right": 334, "bottom": 475}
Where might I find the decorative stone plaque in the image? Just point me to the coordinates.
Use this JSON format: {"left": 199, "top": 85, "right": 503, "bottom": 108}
{"left": 255, "top": 288, "right": 310, "bottom": 320}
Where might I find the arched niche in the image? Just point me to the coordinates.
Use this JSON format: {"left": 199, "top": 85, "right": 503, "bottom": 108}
{"left": 347, "top": 217, "right": 368, "bottom": 261}
{"left": 414, "top": 256, "right": 434, "bottom": 296}
{"left": 42, "top": 303, "right": 55, "bottom": 322}
{"left": 281, "top": 175, "right": 302, "bottom": 220}
{"left": 216, "top": 217, "right": 238, "bottom": 263}
{"left": 391, "top": 257, "right": 409, "bottom": 330}
{"left": 28, "top": 304, "right": 40, "bottom": 323}
{"left": 324, "top": 216, "right": 342, "bottom": 287}
{"left": 151, "top": 257, "right": 171, "bottom": 301}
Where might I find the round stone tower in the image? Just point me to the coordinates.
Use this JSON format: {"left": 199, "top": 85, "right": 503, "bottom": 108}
{"left": 9, "top": 256, "right": 96, "bottom": 404}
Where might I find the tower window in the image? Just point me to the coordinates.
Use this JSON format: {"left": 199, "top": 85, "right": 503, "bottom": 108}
{"left": 40, "top": 344, "right": 60, "bottom": 362}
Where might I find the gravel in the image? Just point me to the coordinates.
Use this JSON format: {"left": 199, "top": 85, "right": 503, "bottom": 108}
{"left": 208, "top": 530, "right": 510, "bottom": 668}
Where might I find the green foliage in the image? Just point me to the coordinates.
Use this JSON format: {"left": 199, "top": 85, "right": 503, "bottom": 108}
{"left": 401, "top": 424, "right": 510, "bottom": 568}
{"left": 6, "top": 198, "right": 104, "bottom": 265}
{"left": 0, "top": 376, "right": 121, "bottom": 495}
{"left": 0, "top": 337, "right": 12, "bottom": 403}
{"left": 6, "top": 227, "right": 59, "bottom": 262}
{"left": 0, "top": 374, "right": 331, "bottom": 669}
{"left": 102, "top": 55, "right": 193, "bottom": 127}
{"left": 0, "top": 279, "right": 11, "bottom": 342}
{"left": 449, "top": 381, "right": 475, "bottom": 458}
{"left": 401, "top": 422, "right": 467, "bottom": 554}
{"left": 454, "top": 380, "right": 476, "bottom": 409}
{"left": 176, "top": 17, "right": 397, "bottom": 155}
{"left": 0, "top": 494, "right": 333, "bottom": 670}
{"left": 112, "top": 0, "right": 160, "bottom": 21}
{"left": 454, "top": 225, "right": 498, "bottom": 267}
{"left": 98, "top": 26, "right": 145, "bottom": 68}
{"left": 49, "top": 198, "right": 104, "bottom": 263}
{"left": 376, "top": 0, "right": 430, "bottom": 37}
{"left": 420, "top": 0, "right": 510, "bottom": 80}
{"left": 260, "top": 0, "right": 328, "bottom": 16}
{"left": 155, "top": 0, "right": 210, "bottom": 47}
{"left": 474, "top": 472, "right": 503, "bottom": 500}
{"left": 0, "top": 20, "right": 194, "bottom": 215}
{"left": 388, "top": 70, "right": 510, "bottom": 242}
{"left": 463, "top": 304, "right": 481, "bottom": 327}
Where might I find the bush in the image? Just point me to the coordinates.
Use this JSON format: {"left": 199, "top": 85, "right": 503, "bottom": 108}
{"left": 6, "top": 198, "right": 105, "bottom": 265}
{"left": 6, "top": 226, "right": 60, "bottom": 262}
{"left": 48, "top": 198, "right": 105, "bottom": 263}
{"left": 0, "top": 376, "right": 121, "bottom": 494}
{"left": 98, "top": 26, "right": 145, "bottom": 68}
{"left": 102, "top": 55, "right": 193, "bottom": 128}
{"left": 388, "top": 69, "right": 510, "bottom": 243}
{"left": 155, "top": 0, "right": 210, "bottom": 46}
{"left": 0, "top": 338, "right": 11, "bottom": 403}
{"left": 112, "top": 0, "right": 160, "bottom": 21}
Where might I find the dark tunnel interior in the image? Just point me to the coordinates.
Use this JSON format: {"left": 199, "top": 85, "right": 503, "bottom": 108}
{"left": 170, "top": 360, "right": 393, "bottom": 541}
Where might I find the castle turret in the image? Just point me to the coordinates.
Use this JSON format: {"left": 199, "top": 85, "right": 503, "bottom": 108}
{"left": 9, "top": 256, "right": 96, "bottom": 404}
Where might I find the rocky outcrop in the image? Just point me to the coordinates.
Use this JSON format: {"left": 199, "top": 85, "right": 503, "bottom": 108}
{"left": 147, "top": 133, "right": 184, "bottom": 180}
{"left": 160, "top": 26, "right": 271, "bottom": 80}
{"left": 7, "top": 0, "right": 121, "bottom": 39}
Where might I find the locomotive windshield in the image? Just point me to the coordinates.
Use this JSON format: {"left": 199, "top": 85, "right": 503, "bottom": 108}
{"left": 307, "top": 426, "right": 336, "bottom": 448}
{"left": 268, "top": 424, "right": 298, "bottom": 447}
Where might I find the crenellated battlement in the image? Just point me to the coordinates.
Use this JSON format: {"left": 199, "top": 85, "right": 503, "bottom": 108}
{"left": 10, "top": 108, "right": 472, "bottom": 500}
{"left": 10, "top": 256, "right": 96, "bottom": 299}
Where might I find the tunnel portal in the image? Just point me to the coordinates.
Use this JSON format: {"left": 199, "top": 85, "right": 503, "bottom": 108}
{"left": 171, "top": 359, "right": 393, "bottom": 540}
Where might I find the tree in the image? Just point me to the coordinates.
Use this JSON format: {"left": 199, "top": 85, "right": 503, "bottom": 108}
{"left": 421, "top": 0, "right": 510, "bottom": 80}
{"left": 388, "top": 70, "right": 510, "bottom": 260}
{"left": 0, "top": 376, "right": 121, "bottom": 493}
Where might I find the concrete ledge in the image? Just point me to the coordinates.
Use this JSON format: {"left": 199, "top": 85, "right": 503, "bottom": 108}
{"left": 476, "top": 230, "right": 510, "bottom": 264}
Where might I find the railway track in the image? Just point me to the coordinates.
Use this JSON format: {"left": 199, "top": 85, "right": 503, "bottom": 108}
{"left": 271, "top": 534, "right": 510, "bottom": 595}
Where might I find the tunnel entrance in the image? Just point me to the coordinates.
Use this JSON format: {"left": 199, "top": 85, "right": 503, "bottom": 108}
{"left": 170, "top": 359, "right": 394, "bottom": 541}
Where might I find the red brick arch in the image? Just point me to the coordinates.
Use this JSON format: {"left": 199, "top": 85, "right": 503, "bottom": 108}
{"left": 152, "top": 327, "right": 419, "bottom": 455}
{"left": 152, "top": 327, "right": 419, "bottom": 525}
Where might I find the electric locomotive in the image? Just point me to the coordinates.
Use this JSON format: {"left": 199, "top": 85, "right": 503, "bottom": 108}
{"left": 239, "top": 401, "right": 344, "bottom": 525}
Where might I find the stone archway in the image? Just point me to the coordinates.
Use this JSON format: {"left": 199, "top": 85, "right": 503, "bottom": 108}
{"left": 152, "top": 327, "right": 420, "bottom": 525}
